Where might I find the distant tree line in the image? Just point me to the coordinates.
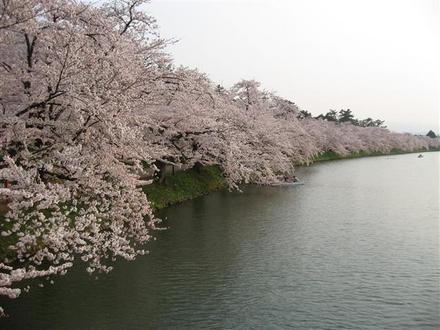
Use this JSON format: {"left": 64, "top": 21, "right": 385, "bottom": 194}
{"left": 298, "top": 109, "right": 386, "bottom": 128}
{"left": 426, "top": 130, "right": 437, "bottom": 139}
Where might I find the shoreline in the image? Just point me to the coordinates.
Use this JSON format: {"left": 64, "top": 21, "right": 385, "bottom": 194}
{"left": 145, "top": 148, "right": 438, "bottom": 210}
{"left": 310, "top": 148, "right": 438, "bottom": 163}
{"left": 0, "top": 148, "right": 437, "bottom": 259}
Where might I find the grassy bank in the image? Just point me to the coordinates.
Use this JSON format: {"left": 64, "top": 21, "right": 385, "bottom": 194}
{"left": 312, "top": 148, "right": 437, "bottom": 162}
{"left": 143, "top": 148, "right": 436, "bottom": 210}
{"left": 142, "top": 165, "right": 227, "bottom": 210}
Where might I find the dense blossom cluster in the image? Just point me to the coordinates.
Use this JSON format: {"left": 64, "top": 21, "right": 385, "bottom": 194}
{"left": 0, "top": 0, "right": 439, "bottom": 312}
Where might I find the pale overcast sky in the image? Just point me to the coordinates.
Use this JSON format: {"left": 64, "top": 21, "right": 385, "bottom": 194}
{"left": 145, "top": 0, "right": 439, "bottom": 134}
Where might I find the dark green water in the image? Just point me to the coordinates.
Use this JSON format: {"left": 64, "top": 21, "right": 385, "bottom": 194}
{"left": 1, "top": 152, "right": 439, "bottom": 329}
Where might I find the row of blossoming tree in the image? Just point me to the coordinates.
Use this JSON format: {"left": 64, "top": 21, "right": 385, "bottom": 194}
{"left": 0, "top": 0, "right": 438, "bottom": 315}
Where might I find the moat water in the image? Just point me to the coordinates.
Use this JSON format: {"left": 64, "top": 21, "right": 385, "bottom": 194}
{"left": 1, "top": 152, "right": 439, "bottom": 329}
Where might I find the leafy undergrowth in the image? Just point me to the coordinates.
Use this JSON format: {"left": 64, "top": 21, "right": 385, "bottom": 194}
{"left": 142, "top": 165, "right": 227, "bottom": 210}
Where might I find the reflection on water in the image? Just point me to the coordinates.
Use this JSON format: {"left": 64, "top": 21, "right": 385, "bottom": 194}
{"left": 1, "top": 152, "right": 439, "bottom": 329}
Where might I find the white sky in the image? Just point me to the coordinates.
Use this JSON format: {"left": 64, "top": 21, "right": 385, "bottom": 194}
{"left": 146, "top": 0, "right": 439, "bottom": 134}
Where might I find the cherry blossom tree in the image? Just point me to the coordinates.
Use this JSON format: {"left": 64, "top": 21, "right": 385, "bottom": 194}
{"left": 0, "top": 0, "right": 167, "bottom": 310}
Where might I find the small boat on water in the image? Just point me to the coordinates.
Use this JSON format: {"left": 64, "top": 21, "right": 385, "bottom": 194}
{"left": 418, "top": 154, "right": 424, "bottom": 158}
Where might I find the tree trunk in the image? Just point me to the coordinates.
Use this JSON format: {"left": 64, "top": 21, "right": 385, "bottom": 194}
{"left": 194, "top": 162, "right": 203, "bottom": 174}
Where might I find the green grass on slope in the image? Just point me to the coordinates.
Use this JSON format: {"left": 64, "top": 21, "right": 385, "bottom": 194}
{"left": 142, "top": 165, "right": 227, "bottom": 210}
{"left": 312, "top": 148, "right": 433, "bottom": 162}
